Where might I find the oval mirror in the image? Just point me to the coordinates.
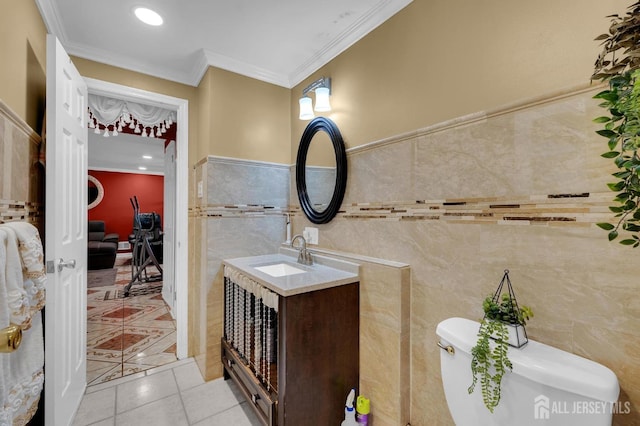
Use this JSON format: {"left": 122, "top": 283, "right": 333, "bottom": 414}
{"left": 296, "top": 117, "right": 347, "bottom": 224}
{"left": 88, "top": 175, "right": 104, "bottom": 210}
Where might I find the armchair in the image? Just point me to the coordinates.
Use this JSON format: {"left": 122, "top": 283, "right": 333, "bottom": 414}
{"left": 88, "top": 220, "right": 119, "bottom": 270}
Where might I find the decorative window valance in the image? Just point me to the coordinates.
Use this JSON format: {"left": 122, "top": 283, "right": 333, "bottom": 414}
{"left": 87, "top": 94, "right": 176, "bottom": 138}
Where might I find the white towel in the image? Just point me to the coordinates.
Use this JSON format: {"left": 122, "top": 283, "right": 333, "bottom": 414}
{"left": 0, "top": 223, "right": 45, "bottom": 426}
{"left": 0, "top": 226, "right": 30, "bottom": 330}
{"left": 0, "top": 228, "right": 11, "bottom": 425}
{"left": 2, "top": 223, "right": 46, "bottom": 318}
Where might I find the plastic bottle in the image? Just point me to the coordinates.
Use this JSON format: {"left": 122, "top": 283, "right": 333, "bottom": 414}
{"left": 356, "top": 395, "right": 370, "bottom": 425}
{"left": 341, "top": 388, "right": 357, "bottom": 426}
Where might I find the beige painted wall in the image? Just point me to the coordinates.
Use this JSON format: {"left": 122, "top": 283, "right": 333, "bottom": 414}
{"left": 199, "top": 67, "right": 291, "bottom": 165}
{"left": 71, "top": 57, "right": 200, "bottom": 167}
{"left": 72, "top": 60, "right": 291, "bottom": 168}
{"left": 0, "top": 0, "right": 47, "bottom": 132}
{"left": 290, "top": 0, "right": 630, "bottom": 161}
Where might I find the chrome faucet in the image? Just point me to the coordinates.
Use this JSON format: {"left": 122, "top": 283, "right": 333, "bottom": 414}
{"left": 291, "top": 234, "right": 313, "bottom": 265}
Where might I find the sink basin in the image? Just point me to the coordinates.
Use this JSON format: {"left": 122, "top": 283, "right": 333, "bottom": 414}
{"left": 224, "top": 250, "right": 360, "bottom": 296}
{"left": 254, "top": 262, "right": 307, "bottom": 277}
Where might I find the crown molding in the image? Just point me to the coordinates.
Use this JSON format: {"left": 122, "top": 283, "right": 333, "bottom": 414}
{"left": 36, "top": 0, "right": 413, "bottom": 89}
{"left": 287, "top": 0, "right": 413, "bottom": 87}
{"left": 66, "top": 41, "right": 198, "bottom": 86}
{"left": 35, "top": 0, "right": 68, "bottom": 41}
{"left": 202, "top": 50, "right": 291, "bottom": 88}
{"left": 188, "top": 50, "right": 211, "bottom": 88}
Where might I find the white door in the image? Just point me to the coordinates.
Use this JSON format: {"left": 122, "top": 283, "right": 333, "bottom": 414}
{"left": 45, "top": 34, "right": 88, "bottom": 426}
{"left": 162, "top": 140, "right": 176, "bottom": 314}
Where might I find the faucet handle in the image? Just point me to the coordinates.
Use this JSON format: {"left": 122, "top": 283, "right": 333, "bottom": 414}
{"left": 292, "top": 234, "right": 313, "bottom": 265}
{"left": 301, "top": 249, "right": 313, "bottom": 265}
{"left": 297, "top": 251, "right": 308, "bottom": 264}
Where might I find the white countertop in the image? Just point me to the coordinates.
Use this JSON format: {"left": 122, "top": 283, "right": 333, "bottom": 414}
{"left": 223, "top": 248, "right": 359, "bottom": 297}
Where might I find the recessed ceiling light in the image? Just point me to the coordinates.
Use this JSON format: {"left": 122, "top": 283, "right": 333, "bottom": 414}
{"left": 138, "top": 166, "right": 148, "bottom": 171}
{"left": 142, "top": 155, "right": 153, "bottom": 159}
{"left": 134, "top": 7, "right": 163, "bottom": 26}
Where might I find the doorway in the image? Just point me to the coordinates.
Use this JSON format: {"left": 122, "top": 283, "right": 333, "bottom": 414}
{"left": 86, "top": 171, "right": 171, "bottom": 384}
{"left": 85, "top": 78, "right": 188, "bottom": 379}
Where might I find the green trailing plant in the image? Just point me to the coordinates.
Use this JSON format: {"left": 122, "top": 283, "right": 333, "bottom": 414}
{"left": 593, "top": 2, "right": 640, "bottom": 246}
{"left": 468, "top": 294, "right": 533, "bottom": 413}
{"left": 483, "top": 293, "right": 534, "bottom": 327}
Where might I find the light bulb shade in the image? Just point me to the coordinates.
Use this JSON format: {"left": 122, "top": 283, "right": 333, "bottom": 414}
{"left": 314, "top": 87, "right": 331, "bottom": 112}
{"left": 299, "top": 96, "right": 314, "bottom": 120}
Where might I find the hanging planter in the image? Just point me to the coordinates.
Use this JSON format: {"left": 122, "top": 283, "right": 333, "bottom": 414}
{"left": 481, "top": 270, "right": 532, "bottom": 348}
{"left": 468, "top": 270, "right": 534, "bottom": 413}
{"left": 495, "top": 320, "right": 528, "bottom": 348}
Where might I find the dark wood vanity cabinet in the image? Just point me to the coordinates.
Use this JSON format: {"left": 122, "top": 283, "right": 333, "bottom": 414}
{"left": 222, "top": 278, "right": 359, "bottom": 426}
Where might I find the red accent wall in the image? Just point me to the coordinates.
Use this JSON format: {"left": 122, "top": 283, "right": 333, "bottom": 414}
{"left": 88, "top": 170, "right": 163, "bottom": 244}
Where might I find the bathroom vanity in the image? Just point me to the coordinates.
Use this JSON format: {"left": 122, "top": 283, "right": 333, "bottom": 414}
{"left": 221, "top": 249, "right": 359, "bottom": 426}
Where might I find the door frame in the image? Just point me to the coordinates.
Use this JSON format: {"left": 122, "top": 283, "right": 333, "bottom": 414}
{"left": 85, "top": 77, "right": 189, "bottom": 359}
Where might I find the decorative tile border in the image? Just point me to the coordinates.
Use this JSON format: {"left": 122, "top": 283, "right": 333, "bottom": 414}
{"left": 0, "top": 200, "right": 42, "bottom": 225}
{"left": 189, "top": 192, "right": 616, "bottom": 228}
{"left": 190, "top": 204, "right": 290, "bottom": 218}
{"left": 337, "top": 192, "right": 613, "bottom": 226}
{"left": 0, "top": 99, "right": 43, "bottom": 226}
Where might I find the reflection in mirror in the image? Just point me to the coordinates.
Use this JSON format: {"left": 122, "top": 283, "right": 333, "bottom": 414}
{"left": 296, "top": 117, "right": 347, "bottom": 224}
{"left": 305, "top": 130, "right": 336, "bottom": 213}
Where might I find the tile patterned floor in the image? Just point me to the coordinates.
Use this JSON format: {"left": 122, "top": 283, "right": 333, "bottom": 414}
{"left": 87, "top": 254, "right": 177, "bottom": 386}
{"left": 73, "top": 358, "right": 262, "bottom": 426}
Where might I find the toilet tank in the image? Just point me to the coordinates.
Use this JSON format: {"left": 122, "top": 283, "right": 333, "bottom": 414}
{"left": 436, "top": 317, "right": 620, "bottom": 426}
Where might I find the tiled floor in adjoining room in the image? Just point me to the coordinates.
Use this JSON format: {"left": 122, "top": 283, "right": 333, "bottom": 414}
{"left": 87, "top": 253, "right": 177, "bottom": 385}
{"left": 73, "top": 357, "right": 262, "bottom": 426}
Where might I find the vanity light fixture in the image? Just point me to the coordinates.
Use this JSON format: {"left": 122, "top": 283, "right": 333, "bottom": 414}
{"left": 134, "top": 7, "right": 164, "bottom": 26}
{"left": 298, "top": 77, "right": 331, "bottom": 120}
{"left": 299, "top": 96, "right": 314, "bottom": 120}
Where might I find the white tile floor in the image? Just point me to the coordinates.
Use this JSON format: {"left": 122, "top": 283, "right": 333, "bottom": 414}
{"left": 73, "top": 357, "right": 262, "bottom": 426}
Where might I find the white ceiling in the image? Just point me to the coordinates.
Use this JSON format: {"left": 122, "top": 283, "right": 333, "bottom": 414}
{"left": 36, "top": 0, "right": 412, "bottom": 88}
{"left": 88, "top": 132, "right": 166, "bottom": 175}
{"left": 38, "top": 0, "right": 412, "bottom": 174}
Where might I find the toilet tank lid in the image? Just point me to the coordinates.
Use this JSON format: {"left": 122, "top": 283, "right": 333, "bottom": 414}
{"left": 436, "top": 317, "right": 620, "bottom": 403}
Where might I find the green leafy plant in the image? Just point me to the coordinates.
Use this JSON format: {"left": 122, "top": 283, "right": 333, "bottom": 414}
{"left": 593, "top": 2, "right": 640, "bottom": 246}
{"left": 483, "top": 293, "right": 534, "bottom": 326}
{"left": 468, "top": 294, "right": 533, "bottom": 413}
{"left": 593, "top": 71, "right": 640, "bottom": 246}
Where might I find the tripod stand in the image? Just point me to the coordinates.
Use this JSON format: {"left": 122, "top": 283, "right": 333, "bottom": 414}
{"left": 124, "top": 196, "right": 163, "bottom": 297}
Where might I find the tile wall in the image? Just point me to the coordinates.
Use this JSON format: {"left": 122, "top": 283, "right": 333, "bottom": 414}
{"left": 190, "top": 156, "right": 289, "bottom": 380}
{"left": 189, "top": 84, "right": 639, "bottom": 425}
{"left": 290, "top": 85, "right": 639, "bottom": 425}
{"left": 0, "top": 100, "right": 43, "bottom": 230}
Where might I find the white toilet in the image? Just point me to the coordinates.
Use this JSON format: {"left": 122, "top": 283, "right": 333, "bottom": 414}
{"left": 436, "top": 317, "right": 620, "bottom": 425}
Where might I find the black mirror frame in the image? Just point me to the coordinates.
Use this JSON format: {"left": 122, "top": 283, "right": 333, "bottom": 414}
{"left": 296, "top": 117, "right": 347, "bottom": 224}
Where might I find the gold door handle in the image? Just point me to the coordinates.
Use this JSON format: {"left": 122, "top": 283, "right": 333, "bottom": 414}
{"left": 0, "top": 324, "right": 22, "bottom": 353}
